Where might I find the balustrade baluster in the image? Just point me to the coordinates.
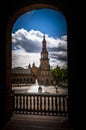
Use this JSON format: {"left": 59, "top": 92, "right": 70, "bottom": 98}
{"left": 52, "top": 96, "right": 54, "bottom": 115}
{"left": 48, "top": 96, "right": 50, "bottom": 114}
{"left": 59, "top": 96, "right": 61, "bottom": 115}
{"left": 40, "top": 96, "right": 42, "bottom": 114}
{"left": 13, "top": 95, "right": 16, "bottom": 112}
{"left": 26, "top": 96, "right": 28, "bottom": 113}
{"left": 23, "top": 96, "right": 25, "bottom": 113}
{"left": 44, "top": 96, "right": 46, "bottom": 115}
{"left": 33, "top": 96, "right": 35, "bottom": 114}
{"left": 66, "top": 96, "right": 68, "bottom": 113}
{"left": 63, "top": 96, "right": 65, "bottom": 115}
{"left": 16, "top": 95, "right": 18, "bottom": 112}
{"left": 55, "top": 96, "right": 57, "bottom": 115}
{"left": 20, "top": 95, "right": 21, "bottom": 112}
{"left": 30, "top": 96, "right": 32, "bottom": 113}
{"left": 37, "top": 96, "right": 39, "bottom": 114}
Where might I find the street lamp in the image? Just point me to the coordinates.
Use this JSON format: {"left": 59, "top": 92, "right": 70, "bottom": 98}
{"left": 54, "top": 81, "right": 58, "bottom": 93}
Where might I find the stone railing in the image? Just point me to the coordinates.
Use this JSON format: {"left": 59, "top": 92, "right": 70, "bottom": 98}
{"left": 13, "top": 93, "right": 68, "bottom": 116}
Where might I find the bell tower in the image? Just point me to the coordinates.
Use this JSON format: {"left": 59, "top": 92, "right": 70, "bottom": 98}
{"left": 38, "top": 34, "right": 53, "bottom": 85}
{"left": 40, "top": 34, "right": 50, "bottom": 70}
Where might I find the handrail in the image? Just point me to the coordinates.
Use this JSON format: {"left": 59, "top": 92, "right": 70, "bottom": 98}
{"left": 13, "top": 93, "right": 68, "bottom": 116}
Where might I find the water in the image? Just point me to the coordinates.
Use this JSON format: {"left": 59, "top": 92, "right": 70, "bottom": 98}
{"left": 27, "top": 79, "right": 45, "bottom": 93}
{"left": 12, "top": 86, "right": 68, "bottom": 94}
{"left": 12, "top": 79, "right": 68, "bottom": 94}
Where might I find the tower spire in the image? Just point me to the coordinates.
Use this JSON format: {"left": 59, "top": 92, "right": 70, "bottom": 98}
{"left": 43, "top": 33, "right": 45, "bottom": 40}
{"left": 42, "top": 33, "right": 46, "bottom": 51}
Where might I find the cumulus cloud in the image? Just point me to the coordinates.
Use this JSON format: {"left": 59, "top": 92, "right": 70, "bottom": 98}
{"left": 12, "top": 29, "right": 42, "bottom": 52}
{"left": 12, "top": 49, "right": 40, "bottom": 68}
{"left": 12, "top": 29, "right": 67, "bottom": 69}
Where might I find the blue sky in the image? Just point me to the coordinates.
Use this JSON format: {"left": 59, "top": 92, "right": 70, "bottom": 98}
{"left": 12, "top": 8, "right": 67, "bottom": 38}
{"left": 12, "top": 8, "right": 67, "bottom": 69}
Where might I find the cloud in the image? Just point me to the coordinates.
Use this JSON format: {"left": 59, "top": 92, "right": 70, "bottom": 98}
{"left": 49, "top": 51, "right": 67, "bottom": 69}
{"left": 12, "top": 49, "right": 40, "bottom": 68}
{"left": 12, "top": 29, "right": 42, "bottom": 52}
{"left": 12, "top": 29, "right": 67, "bottom": 69}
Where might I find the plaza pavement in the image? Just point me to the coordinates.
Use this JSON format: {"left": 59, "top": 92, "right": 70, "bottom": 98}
{"left": 12, "top": 85, "right": 68, "bottom": 94}
{"left": 1, "top": 114, "right": 72, "bottom": 130}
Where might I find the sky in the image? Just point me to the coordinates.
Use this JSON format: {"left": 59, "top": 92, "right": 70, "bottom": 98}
{"left": 12, "top": 8, "right": 67, "bottom": 69}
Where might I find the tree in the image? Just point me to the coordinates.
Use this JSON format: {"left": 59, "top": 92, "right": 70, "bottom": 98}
{"left": 51, "top": 65, "right": 68, "bottom": 85}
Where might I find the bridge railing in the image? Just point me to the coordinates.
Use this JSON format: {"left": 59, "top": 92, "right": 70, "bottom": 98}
{"left": 13, "top": 93, "right": 68, "bottom": 116}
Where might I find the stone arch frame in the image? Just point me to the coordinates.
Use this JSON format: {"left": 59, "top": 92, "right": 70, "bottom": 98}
{"left": 6, "top": 3, "right": 67, "bottom": 91}
{"left": 6, "top": 3, "right": 67, "bottom": 115}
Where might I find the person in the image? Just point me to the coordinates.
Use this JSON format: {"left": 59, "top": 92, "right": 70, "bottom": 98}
{"left": 38, "top": 86, "right": 42, "bottom": 93}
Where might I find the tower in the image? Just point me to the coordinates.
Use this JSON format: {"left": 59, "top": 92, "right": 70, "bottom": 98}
{"left": 38, "top": 34, "right": 53, "bottom": 85}
{"left": 40, "top": 34, "right": 50, "bottom": 70}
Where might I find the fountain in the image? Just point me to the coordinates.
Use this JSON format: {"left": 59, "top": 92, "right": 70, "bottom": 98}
{"left": 27, "top": 79, "right": 45, "bottom": 93}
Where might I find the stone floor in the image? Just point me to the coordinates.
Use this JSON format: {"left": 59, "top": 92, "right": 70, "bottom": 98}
{"left": 1, "top": 114, "right": 73, "bottom": 130}
{"left": 12, "top": 85, "right": 68, "bottom": 94}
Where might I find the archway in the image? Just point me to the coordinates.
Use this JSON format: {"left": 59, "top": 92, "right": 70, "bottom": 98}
{"left": 6, "top": 3, "right": 68, "bottom": 119}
